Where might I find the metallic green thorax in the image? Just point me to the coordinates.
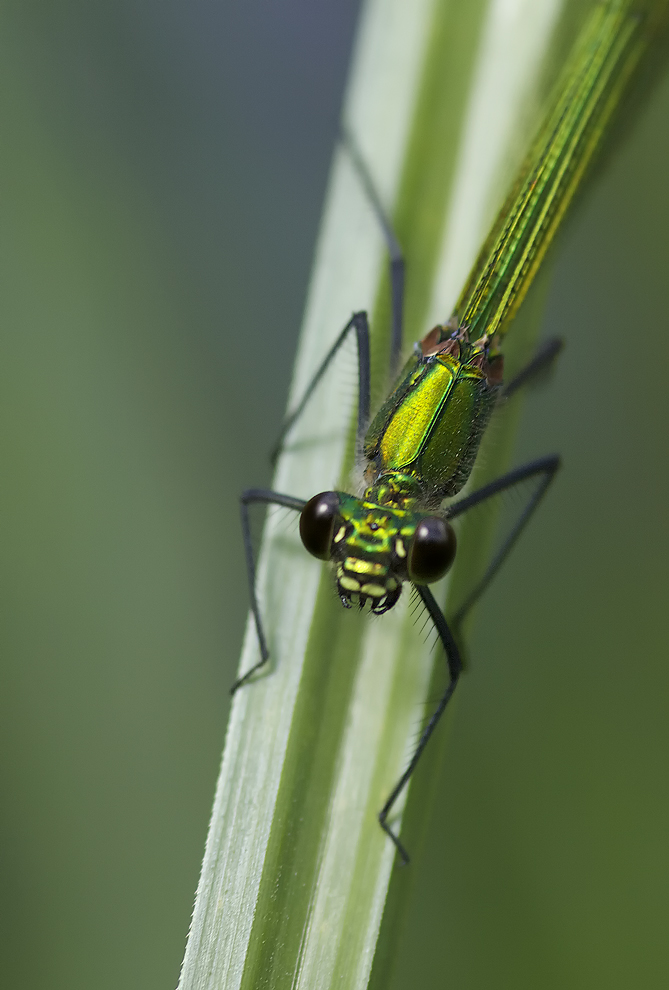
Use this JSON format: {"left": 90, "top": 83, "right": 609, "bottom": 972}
{"left": 331, "top": 325, "right": 501, "bottom": 610}
{"left": 363, "top": 324, "right": 502, "bottom": 507}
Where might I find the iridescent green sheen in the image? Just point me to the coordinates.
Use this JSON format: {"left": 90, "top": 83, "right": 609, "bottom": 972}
{"left": 364, "top": 332, "right": 499, "bottom": 505}
{"left": 334, "top": 1, "right": 665, "bottom": 607}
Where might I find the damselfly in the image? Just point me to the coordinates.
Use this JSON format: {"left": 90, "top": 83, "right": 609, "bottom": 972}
{"left": 235, "top": 1, "right": 667, "bottom": 863}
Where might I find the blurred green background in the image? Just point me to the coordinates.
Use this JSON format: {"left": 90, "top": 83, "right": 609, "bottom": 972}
{"left": 1, "top": 3, "right": 668, "bottom": 989}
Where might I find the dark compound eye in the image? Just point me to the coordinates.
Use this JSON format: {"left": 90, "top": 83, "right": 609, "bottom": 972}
{"left": 299, "top": 491, "right": 340, "bottom": 560}
{"left": 408, "top": 516, "right": 457, "bottom": 584}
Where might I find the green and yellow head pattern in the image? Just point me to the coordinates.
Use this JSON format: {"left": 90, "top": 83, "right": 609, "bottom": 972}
{"left": 299, "top": 487, "right": 457, "bottom": 613}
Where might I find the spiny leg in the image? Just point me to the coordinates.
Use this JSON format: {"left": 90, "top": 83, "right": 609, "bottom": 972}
{"left": 233, "top": 488, "right": 305, "bottom": 694}
{"left": 270, "top": 311, "right": 371, "bottom": 464}
{"left": 378, "top": 584, "right": 462, "bottom": 866}
{"left": 380, "top": 455, "right": 558, "bottom": 861}
{"left": 271, "top": 124, "right": 411, "bottom": 465}
{"left": 447, "top": 455, "right": 560, "bottom": 629}
{"left": 340, "top": 126, "right": 405, "bottom": 376}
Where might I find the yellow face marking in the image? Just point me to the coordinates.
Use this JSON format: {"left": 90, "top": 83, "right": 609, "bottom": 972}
{"left": 386, "top": 577, "right": 398, "bottom": 591}
{"left": 334, "top": 525, "right": 346, "bottom": 543}
{"left": 345, "top": 557, "right": 384, "bottom": 576}
{"left": 339, "top": 575, "right": 361, "bottom": 593}
{"left": 360, "top": 583, "right": 386, "bottom": 598}
{"left": 395, "top": 539, "right": 406, "bottom": 558}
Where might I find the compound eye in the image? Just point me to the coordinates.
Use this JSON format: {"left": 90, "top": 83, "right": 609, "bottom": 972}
{"left": 408, "top": 516, "right": 457, "bottom": 584}
{"left": 299, "top": 492, "right": 340, "bottom": 560}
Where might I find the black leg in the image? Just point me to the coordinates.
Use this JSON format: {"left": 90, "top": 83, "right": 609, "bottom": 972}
{"left": 502, "top": 337, "right": 563, "bottom": 400}
{"left": 447, "top": 455, "right": 560, "bottom": 628}
{"left": 340, "top": 126, "right": 405, "bottom": 376}
{"left": 270, "top": 311, "right": 371, "bottom": 465}
{"left": 233, "top": 488, "right": 306, "bottom": 694}
{"left": 378, "top": 584, "right": 462, "bottom": 865}
{"left": 379, "top": 455, "right": 558, "bottom": 862}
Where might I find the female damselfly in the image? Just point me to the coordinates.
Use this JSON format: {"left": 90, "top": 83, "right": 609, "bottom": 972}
{"left": 235, "top": 0, "right": 667, "bottom": 864}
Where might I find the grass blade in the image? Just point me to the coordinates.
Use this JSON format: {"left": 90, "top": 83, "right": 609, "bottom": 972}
{"left": 176, "top": 2, "right": 659, "bottom": 987}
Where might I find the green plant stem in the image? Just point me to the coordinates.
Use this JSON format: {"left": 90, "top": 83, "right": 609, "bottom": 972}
{"left": 177, "top": 3, "right": 603, "bottom": 988}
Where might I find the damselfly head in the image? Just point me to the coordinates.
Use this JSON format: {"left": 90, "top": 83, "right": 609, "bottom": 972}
{"left": 299, "top": 491, "right": 457, "bottom": 613}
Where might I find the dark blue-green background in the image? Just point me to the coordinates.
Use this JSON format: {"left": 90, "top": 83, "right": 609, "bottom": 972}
{"left": 1, "top": 4, "right": 668, "bottom": 989}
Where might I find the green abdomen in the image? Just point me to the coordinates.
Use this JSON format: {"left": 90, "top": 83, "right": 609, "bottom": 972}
{"left": 364, "top": 352, "right": 498, "bottom": 499}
